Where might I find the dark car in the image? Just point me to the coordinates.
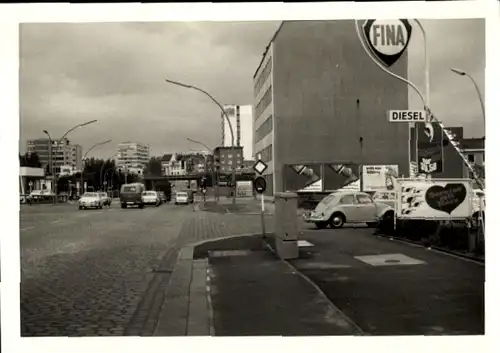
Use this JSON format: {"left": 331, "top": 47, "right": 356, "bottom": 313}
{"left": 120, "top": 183, "right": 146, "bottom": 209}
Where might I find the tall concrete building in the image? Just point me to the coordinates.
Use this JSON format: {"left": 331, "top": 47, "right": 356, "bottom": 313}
{"left": 253, "top": 20, "right": 410, "bottom": 196}
{"left": 27, "top": 137, "right": 82, "bottom": 175}
{"left": 115, "top": 142, "right": 150, "bottom": 173}
{"left": 221, "top": 104, "right": 253, "bottom": 160}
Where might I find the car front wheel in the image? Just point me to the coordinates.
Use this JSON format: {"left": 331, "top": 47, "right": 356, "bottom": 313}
{"left": 329, "top": 213, "right": 345, "bottom": 229}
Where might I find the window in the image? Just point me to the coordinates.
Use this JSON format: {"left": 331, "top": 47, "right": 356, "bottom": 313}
{"left": 228, "top": 154, "right": 233, "bottom": 158}
{"left": 254, "top": 58, "right": 272, "bottom": 95}
{"left": 340, "top": 195, "right": 355, "bottom": 205}
{"left": 468, "top": 154, "right": 475, "bottom": 163}
{"left": 255, "top": 115, "right": 273, "bottom": 142}
{"left": 256, "top": 144, "right": 272, "bottom": 163}
{"left": 228, "top": 160, "right": 233, "bottom": 165}
{"left": 255, "top": 85, "right": 272, "bottom": 119}
{"left": 356, "top": 194, "right": 373, "bottom": 204}
{"left": 236, "top": 153, "right": 240, "bottom": 158}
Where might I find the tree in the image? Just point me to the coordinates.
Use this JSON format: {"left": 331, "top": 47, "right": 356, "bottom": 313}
{"left": 144, "top": 157, "right": 163, "bottom": 176}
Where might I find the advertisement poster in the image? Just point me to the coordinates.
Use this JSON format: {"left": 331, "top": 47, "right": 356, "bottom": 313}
{"left": 285, "top": 164, "right": 322, "bottom": 192}
{"left": 362, "top": 165, "right": 399, "bottom": 192}
{"left": 323, "top": 164, "right": 360, "bottom": 192}
{"left": 396, "top": 178, "right": 473, "bottom": 220}
{"left": 236, "top": 181, "right": 253, "bottom": 197}
{"left": 417, "top": 122, "right": 444, "bottom": 175}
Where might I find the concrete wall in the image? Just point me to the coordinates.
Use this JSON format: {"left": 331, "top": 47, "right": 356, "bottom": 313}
{"left": 271, "top": 20, "right": 410, "bottom": 194}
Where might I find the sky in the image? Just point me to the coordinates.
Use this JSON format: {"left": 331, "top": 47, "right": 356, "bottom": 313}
{"left": 19, "top": 18, "right": 485, "bottom": 159}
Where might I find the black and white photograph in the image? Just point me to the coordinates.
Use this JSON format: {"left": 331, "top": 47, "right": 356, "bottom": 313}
{"left": 1, "top": 2, "right": 498, "bottom": 353}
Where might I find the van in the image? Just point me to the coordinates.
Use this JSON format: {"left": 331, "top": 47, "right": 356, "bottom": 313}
{"left": 120, "top": 183, "right": 146, "bottom": 209}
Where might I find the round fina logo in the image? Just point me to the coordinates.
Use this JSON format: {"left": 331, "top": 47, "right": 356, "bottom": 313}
{"left": 363, "top": 19, "right": 413, "bottom": 67}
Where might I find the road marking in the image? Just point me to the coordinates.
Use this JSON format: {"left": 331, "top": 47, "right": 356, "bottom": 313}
{"left": 21, "top": 226, "right": 35, "bottom": 231}
{"left": 50, "top": 220, "right": 60, "bottom": 224}
{"left": 354, "top": 253, "right": 426, "bottom": 267}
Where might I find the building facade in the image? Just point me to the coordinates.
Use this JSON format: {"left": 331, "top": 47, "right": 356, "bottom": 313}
{"left": 27, "top": 137, "right": 82, "bottom": 175}
{"left": 115, "top": 142, "right": 150, "bottom": 171}
{"left": 222, "top": 104, "right": 254, "bottom": 160}
{"left": 214, "top": 146, "right": 244, "bottom": 175}
{"left": 253, "top": 20, "right": 410, "bottom": 196}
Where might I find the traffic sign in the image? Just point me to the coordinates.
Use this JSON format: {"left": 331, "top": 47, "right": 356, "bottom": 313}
{"left": 28, "top": 181, "right": 33, "bottom": 186}
{"left": 202, "top": 189, "right": 207, "bottom": 194}
{"left": 362, "top": 19, "right": 413, "bottom": 67}
{"left": 388, "top": 110, "right": 426, "bottom": 123}
{"left": 254, "top": 176, "right": 267, "bottom": 194}
{"left": 253, "top": 159, "right": 268, "bottom": 175}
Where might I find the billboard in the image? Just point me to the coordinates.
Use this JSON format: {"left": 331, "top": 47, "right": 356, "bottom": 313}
{"left": 416, "top": 122, "right": 444, "bottom": 175}
{"left": 236, "top": 181, "right": 253, "bottom": 197}
{"left": 284, "top": 163, "right": 361, "bottom": 192}
{"left": 362, "top": 165, "right": 398, "bottom": 192}
{"left": 396, "top": 178, "right": 473, "bottom": 220}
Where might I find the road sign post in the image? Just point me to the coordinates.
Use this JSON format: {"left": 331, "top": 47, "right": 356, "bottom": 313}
{"left": 253, "top": 175, "right": 267, "bottom": 238}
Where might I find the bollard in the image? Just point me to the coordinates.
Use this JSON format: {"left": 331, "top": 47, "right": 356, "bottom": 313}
{"left": 274, "top": 192, "right": 299, "bottom": 260}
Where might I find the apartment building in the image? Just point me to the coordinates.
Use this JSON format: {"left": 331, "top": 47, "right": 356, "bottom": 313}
{"left": 253, "top": 20, "right": 410, "bottom": 196}
{"left": 27, "top": 137, "right": 82, "bottom": 175}
{"left": 214, "top": 146, "right": 244, "bottom": 175}
{"left": 115, "top": 142, "right": 150, "bottom": 171}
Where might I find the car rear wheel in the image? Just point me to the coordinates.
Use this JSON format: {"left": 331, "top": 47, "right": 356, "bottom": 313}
{"left": 366, "top": 222, "right": 378, "bottom": 228}
{"left": 121, "top": 203, "right": 126, "bottom": 209}
{"left": 329, "top": 212, "right": 345, "bottom": 229}
{"left": 139, "top": 203, "right": 144, "bottom": 209}
{"left": 79, "top": 206, "right": 82, "bottom": 210}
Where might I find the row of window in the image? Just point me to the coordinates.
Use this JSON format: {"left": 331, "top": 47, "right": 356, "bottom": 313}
{"left": 255, "top": 115, "right": 273, "bottom": 143}
{"left": 256, "top": 144, "right": 272, "bottom": 163}
{"left": 255, "top": 85, "right": 272, "bottom": 120}
{"left": 254, "top": 58, "right": 272, "bottom": 96}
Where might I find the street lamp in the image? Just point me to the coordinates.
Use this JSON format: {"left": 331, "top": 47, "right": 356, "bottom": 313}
{"left": 187, "top": 138, "right": 218, "bottom": 201}
{"left": 165, "top": 78, "right": 237, "bottom": 206}
{"left": 42, "top": 129, "right": 54, "bottom": 203}
{"left": 81, "top": 139, "right": 112, "bottom": 195}
{"left": 100, "top": 153, "right": 117, "bottom": 190}
{"left": 450, "top": 68, "right": 485, "bottom": 123}
{"left": 49, "top": 119, "right": 98, "bottom": 203}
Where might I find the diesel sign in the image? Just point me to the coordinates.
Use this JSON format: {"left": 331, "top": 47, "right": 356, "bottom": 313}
{"left": 388, "top": 110, "right": 426, "bottom": 122}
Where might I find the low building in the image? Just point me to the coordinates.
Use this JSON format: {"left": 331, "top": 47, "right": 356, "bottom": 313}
{"left": 214, "top": 146, "right": 244, "bottom": 175}
{"left": 19, "top": 167, "right": 46, "bottom": 195}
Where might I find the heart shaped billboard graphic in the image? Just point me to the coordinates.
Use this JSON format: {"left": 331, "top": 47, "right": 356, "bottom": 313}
{"left": 424, "top": 183, "right": 467, "bottom": 215}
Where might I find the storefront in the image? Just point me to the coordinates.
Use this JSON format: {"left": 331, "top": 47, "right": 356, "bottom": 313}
{"left": 19, "top": 167, "right": 46, "bottom": 195}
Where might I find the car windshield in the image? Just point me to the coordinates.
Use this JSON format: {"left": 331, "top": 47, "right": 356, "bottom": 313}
{"left": 123, "top": 186, "right": 137, "bottom": 192}
{"left": 83, "top": 193, "right": 98, "bottom": 197}
{"left": 177, "top": 192, "right": 187, "bottom": 197}
{"left": 143, "top": 191, "right": 156, "bottom": 196}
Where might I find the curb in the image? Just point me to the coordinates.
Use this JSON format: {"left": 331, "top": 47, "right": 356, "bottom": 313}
{"left": 374, "top": 234, "right": 485, "bottom": 266}
{"left": 153, "top": 245, "right": 214, "bottom": 336}
{"left": 263, "top": 241, "right": 366, "bottom": 336}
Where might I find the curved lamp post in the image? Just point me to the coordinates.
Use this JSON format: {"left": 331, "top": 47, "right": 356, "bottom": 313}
{"left": 187, "top": 137, "right": 218, "bottom": 201}
{"left": 450, "top": 68, "right": 485, "bottom": 123}
{"left": 46, "top": 119, "right": 98, "bottom": 203}
{"left": 80, "top": 139, "right": 112, "bottom": 195}
{"left": 165, "top": 78, "right": 236, "bottom": 206}
{"left": 42, "top": 130, "right": 54, "bottom": 203}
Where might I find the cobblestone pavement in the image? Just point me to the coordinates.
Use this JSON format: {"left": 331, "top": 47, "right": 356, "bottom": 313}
{"left": 20, "top": 200, "right": 279, "bottom": 337}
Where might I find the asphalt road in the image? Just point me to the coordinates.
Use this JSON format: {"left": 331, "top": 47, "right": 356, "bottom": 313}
{"left": 20, "top": 201, "right": 199, "bottom": 337}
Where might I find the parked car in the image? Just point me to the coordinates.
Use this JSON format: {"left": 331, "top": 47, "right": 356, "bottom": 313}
{"left": 175, "top": 191, "right": 190, "bottom": 205}
{"left": 303, "top": 191, "right": 394, "bottom": 229}
{"left": 157, "top": 191, "right": 167, "bottom": 204}
{"left": 142, "top": 191, "right": 161, "bottom": 207}
{"left": 78, "top": 192, "right": 104, "bottom": 210}
{"left": 120, "top": 183, "right": 146, "bottom": 209}
{"left": 98, "top": 192, "right": 112, "bottom": 207}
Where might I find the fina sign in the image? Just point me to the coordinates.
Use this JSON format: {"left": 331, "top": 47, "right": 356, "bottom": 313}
{"left": 363, "top": 19, "right": 413, "bottom": 67}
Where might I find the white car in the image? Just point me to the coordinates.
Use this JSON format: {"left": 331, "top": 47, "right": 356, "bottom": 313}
{"left": 141, "top": 191, "right": 161, "bottom": 207}
{"left": 304, "top": 191, "right": 394, "bottom": 229}
{"left": 78, "top": 192, "right": 104, "bottom": 210}
{"left": 175, "top": 191, "right": 189, "bottom": 205}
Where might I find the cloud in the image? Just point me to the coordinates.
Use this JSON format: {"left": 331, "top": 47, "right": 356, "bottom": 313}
{"left": 19, "top": 19, "right": 484, "bottom": 160}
